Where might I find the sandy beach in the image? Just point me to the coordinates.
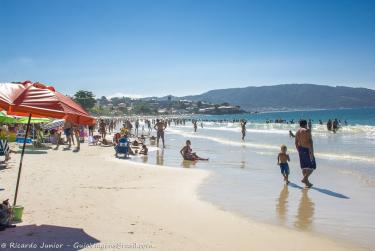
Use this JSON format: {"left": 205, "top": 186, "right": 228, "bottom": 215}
{"left": 0, "top": 141, "right": 362, "bottom": 251}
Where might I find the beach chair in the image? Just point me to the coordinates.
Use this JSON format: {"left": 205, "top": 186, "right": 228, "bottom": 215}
{"left": 0, "top": 139, "right": 10, "bottom": 162}
{"left": 115, "top": 137, "right": 129, "bottom": 158}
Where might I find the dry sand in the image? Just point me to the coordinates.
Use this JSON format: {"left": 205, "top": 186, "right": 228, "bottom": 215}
{"left": 0, "top": 143, "right": 363, "bottom": 251}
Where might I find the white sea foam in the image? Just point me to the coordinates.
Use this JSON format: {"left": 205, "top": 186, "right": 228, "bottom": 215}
{"left": 175, "top": 122, "right": 375, "bottom": 139}
{"left": 168, "top": 128, "right": 375, "bottom": 163}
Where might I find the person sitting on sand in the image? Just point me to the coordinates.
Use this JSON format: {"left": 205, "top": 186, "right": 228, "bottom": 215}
{"left": 140, "top": 134, "right": 146, "bottom": 144}
{"left": 295, "top": 120, "right": 316, "bottom": 188}
{"left": 180, "top": 140, "right": 208, "bottom": 161}
{"left": 113, "top": 133, "right": 121, "bottom": 145}
{"left": 277, "top": 145, "right": 290, "bottom": 184}
{"left": 0, "top": 199, "right": 16, "bottom": 231}
{"left": 140, "top": 145, "right": 148, "bottom": 155}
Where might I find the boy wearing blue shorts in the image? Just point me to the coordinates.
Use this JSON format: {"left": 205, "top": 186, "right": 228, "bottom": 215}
{"left": 277, "top": 145, "right": 290, "bottom": 184}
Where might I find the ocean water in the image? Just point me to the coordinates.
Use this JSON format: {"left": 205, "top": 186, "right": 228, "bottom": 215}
{"left": 128, "top": 108, "right": 375, "bottom": 249}
{"left": 189, "top": 107, "right": 375, "bottom": 126}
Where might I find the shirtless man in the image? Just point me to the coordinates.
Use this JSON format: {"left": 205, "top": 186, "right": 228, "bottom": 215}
{"left": 154, "top": 119, "right": 167, "bottom": 148}
{"left": 99, "top": 119, "right": 107, "bottom": 140}
{"left": 295, "top": 119, "right": 316, "bottom": 188}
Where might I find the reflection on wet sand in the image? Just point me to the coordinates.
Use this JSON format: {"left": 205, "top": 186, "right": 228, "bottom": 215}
{"left": 295, "top": 189, "right": 315, "bottom": 230}
{"left": 240, "top": 161, "right": 246, "bottom": 169}
{"left": 181, "top": 160, "right": 196, "bottom": 168}
{"left": 142, "top": 155, "right": 148, "bottom": 163}
{"left": 276, "top": 185, "right": 289, "bottom": 223}
{"left": 156, "top": 149, "right": 164, "bottom": 166}
{"left": 240, "top": 145, "right": 247, "bottom": 169}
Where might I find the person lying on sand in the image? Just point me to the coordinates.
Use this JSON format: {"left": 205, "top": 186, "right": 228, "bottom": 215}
{"left": 180, "top": 140, "right": 208, "bottom": 161}
{"left": 100, "top": 138, "right": 113, "bottom": 147}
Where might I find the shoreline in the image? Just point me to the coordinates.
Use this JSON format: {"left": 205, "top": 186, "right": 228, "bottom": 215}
{"left": 0, "top": 142, "right": 364, "bottom": 250}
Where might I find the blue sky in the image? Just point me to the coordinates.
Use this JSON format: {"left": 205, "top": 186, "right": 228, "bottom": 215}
{"left": 0, "top": 0, "right": 374, "bottom": 97}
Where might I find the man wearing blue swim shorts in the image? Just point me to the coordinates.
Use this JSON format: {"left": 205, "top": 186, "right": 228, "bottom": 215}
{"left": 295, "top": 120, "right": 316, "bottom": 188}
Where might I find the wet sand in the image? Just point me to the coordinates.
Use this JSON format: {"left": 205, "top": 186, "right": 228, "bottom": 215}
{"left": 130, "top": 125, "right": 375, "bottom": 250}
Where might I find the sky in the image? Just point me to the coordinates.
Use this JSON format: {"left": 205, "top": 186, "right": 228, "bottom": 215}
{"left": 0, "top": 0, "right": 374, "bottom": 98}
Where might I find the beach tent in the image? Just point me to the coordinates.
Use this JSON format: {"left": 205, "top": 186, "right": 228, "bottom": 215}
{"left": 42, "top": 119, "right": 65, "bottom": 130}
{"left": 0, "top": 81, "right": 96, "bottom": 206}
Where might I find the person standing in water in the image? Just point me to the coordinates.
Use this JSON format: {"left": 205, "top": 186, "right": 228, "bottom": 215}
{"left": 135, "top": 119, "right": 140, "bottom": 135}
{"left": 332, "top": 118, "right": 339, "bottom": 133}
{"left": 295, "top": 120, "right": 316, "bottom": 188}
{"left": 327, "top": 119, "right": 332, "bottom": 131}
{"left": 277, "top": 145, "right": 290, "bottom": 184}
{"left": 154, "top": 119, "right": 167, "bottom": 148}
{"left": 308, "top": 119, "right": 312, "bottom": 131}
{"left": 240, "top": 119, "right": 247, "bottom": 140}
{"left": 193, "top": 120, "right": 198, "bottom": 132}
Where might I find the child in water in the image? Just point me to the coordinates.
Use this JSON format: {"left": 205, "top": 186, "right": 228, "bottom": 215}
{"left": 277, "top": 145, "right": 290, "bottom": 184}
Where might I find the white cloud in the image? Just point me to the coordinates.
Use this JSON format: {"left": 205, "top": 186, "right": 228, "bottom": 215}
{"left": 106, "top": 92, "right": 143, "bottom": 99}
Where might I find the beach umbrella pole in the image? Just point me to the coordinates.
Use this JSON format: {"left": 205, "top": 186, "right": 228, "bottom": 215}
{"left": 13, "top": 113, "right": 32, "bottom": 206}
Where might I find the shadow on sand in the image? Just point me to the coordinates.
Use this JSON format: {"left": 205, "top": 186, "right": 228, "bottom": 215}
{"left": 288, "top": 182, "right": 349, "bottom": 199}
{"left": 0, "top": 224, "right": 100, "bottom": 250}
{"left": 16, "top": 150, "right": 48, "bottom": 155}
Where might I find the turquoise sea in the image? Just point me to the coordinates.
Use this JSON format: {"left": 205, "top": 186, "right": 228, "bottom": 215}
{"left": 190, "top": 107, "right": 375, "bottom": 126}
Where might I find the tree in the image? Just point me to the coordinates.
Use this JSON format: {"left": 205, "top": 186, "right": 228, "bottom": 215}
{"left": 133, "top": 102, "right": 152, "bottom": 114}
{"left": 74, "top": 90, "right": 96, "bottom": 111}
{"left": 99, "top": 96, "right": 109, "bottom": 106}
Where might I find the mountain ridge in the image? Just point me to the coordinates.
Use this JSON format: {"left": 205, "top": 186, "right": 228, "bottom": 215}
{"left": 179, "top": 84, "right": 375, "bottom": 111}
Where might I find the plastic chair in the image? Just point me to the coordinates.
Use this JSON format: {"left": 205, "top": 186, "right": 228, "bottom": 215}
{"left": 115, "top": 137, "right": 129, "bottom": 158}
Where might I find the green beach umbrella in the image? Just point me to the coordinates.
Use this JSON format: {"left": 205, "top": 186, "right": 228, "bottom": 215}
{"left": 0, "top": 111, "right": 16, "bottom": 123}
{"left": 16, "top": 117, "right": 52, "bottom": 124}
